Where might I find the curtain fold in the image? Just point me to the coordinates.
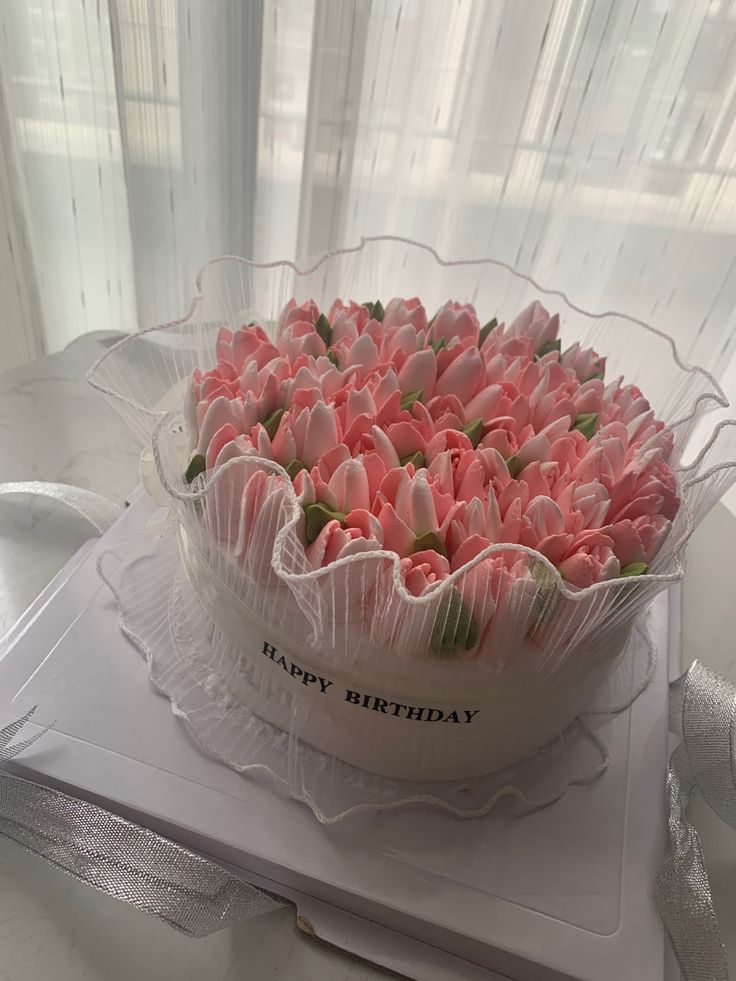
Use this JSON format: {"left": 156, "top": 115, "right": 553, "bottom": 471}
{"left": 1, "top": 0, "right": 736, "bottom": 412}
{"left": 0, "top": 0, "right": 137, "bottom": 363}
{"left": 109, "top": 0, "right": 264, "bottom": 327}
{"left": 0, "top": 57, "right": 45, "bottom": 370}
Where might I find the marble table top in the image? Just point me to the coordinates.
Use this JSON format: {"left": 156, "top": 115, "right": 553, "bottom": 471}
{"left": 1, "top": 333, "right": 735, "bottom": 980}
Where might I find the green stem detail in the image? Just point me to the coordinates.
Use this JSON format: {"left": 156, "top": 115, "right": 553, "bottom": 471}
{"left": 263, "top": 407, "right": 285, "bottom": 440}
{"left": 478, "top": 317, "right": 497, "bottom": 347}
{"left": 620, "top": 561, "right": 648, "bottom": 578}
{"left": 184, "top": 454, "right": 206, "bottom": 484}
{"left": 314, "top": 313, "right": 332, "bottom": 347}
{"left": 304, "top": 502, "right": 347, "bottom": 543}
{"left": 400, "top": 389, "right": 423, "bottom": 412}
{"left": 535, "top": 338, "right": 562, "bottom": 360}
{"left": 412, "top": 530, "right": 448, "bottom": 558}
{"left": 400, "top": 450, "right": 425, "bottom": 469}
{"left": 431, "top": 587, "right": 478, "bottom": 656}
{"left": 571, "top": 412, "right": 598, "bottom": 440}
{"left": 462, "top": 418, "right": 484, "bottom": 448}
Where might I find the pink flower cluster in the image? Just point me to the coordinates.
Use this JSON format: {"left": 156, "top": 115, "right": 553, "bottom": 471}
{"left": 184, "top": 297, "right": 679, "bottom": 601}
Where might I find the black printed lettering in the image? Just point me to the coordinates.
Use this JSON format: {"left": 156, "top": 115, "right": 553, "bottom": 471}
{"left": 424, "top": 708, "right": 444, "bottom": 722}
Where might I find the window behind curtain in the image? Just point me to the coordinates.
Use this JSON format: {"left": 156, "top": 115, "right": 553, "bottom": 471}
{"left": 2, "top": 0, "right": 736, "bottom": 420}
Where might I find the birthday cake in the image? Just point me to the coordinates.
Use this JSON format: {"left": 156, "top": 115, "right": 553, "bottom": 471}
{"left": 163, "top": 291, "right": 677, "bottom": 779}
{"left": 89, "top": 241, "right": 731, "bottom": 783}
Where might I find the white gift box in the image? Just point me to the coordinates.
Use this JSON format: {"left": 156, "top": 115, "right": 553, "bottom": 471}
{"left": 0, "top": 492, "right": 678, "bottom": 981}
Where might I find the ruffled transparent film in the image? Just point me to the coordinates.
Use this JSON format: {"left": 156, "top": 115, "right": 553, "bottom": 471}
{"left": 89, "top": 238, "right": 736, "bottom": 799}
{"left": 97, "top": 518, "right": 658, "bottom": 823}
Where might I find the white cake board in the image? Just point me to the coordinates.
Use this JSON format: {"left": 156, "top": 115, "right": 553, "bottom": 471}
{"left": 0, "top": 492, "right": 678, "bottom": 981}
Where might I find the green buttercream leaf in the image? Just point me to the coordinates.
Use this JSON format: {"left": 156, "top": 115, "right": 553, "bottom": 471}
{"left": 535, "top": 338, "right": 562, "bottom": 360}
{"left": 326, "top": 348, "right": 339, "bottom": 367}
{"left": 588, "top": 371, "right": 605, "bottom": 381}
{"left": 361, "top": 301, "right": 375, "bottom": 316}
{"left": 462, "top": 417, "right": 484, "bottom": 448}
{"left": 620, "top": 561, "right": 648, "bottom": 578}
{"left": 304, "top": 502, "right": 347, "bottom": 544}
{"left": 428, "top": 337, "right": 446, "bottom": 355}
{"left": 531, "top": 559, "right": 559, "bottom": 622}
{"left": 505, "top": 454, "right": 523, "bottom": 478}
{"left": 412, "top": 530, "right": 448, "bottom": 558}
{"left": 285, "top": 458, "right": 305, "bottom": 479}
{"left": 372, "top": 299, "right": 385, "bottom": 322}
{"left": 571, "top": 412, "right": 598, "bottom": 440}
{"left": 531, "top": 559, "right": 557, "bottom": 591}
{"left": 400, "top": 450, "right": 425, "bottom": 470}
{"left": 184, "top": 453, "right": 206, "bottom": 484}
{"left": 478, "top": 317, "right": 498, "bottom": 347}
{"left": 263, "top": 407, "right": 285, "bottom": 440}
{"left": 314, "top": 312, "right": 332, "bottom": 347}
{"left": 400, "top": 388, "right": 423, "bottom": 412}
{"left": 430, "top": 587, "right": 478, "bottom": 656}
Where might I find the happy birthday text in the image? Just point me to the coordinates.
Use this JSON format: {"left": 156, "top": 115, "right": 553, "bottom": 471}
{"left": 261, "top": 641, "right": 479, "bottom": 724}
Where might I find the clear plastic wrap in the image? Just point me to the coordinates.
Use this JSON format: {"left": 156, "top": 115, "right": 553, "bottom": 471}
{"left": 89, "top": 236, "right": 736, "bottom": 785}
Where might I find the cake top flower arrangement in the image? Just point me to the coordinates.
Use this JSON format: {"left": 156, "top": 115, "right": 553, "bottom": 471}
{"left": 183, "top": 296, "right": 679, "bottom": 627}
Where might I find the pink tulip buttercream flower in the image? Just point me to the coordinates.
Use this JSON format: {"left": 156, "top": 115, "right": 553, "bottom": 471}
{"left": 429, "top": 301, "right": 481, "bottom": 346}
{"left": 382, "top": 297, "right": 428, "bottom": 334}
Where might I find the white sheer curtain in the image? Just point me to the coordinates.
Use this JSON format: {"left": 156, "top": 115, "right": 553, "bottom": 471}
{"left": 2, "top": 0, "right": 736, "bottom": 410}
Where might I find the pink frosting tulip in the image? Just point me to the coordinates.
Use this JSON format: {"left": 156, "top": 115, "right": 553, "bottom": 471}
{"left": 382, "top": 297, "right": 428, "bottom": 334}
{"left": 560, "top": 342, "right": 606, "bottom": 383}
{"left": 203, "top": 465, "right": 287, "bottom": 585}
{"left": 504, "top": 301, "right": 559, "bottom": 351}
{"left": 306, "top": 520, "right": 382, "bottom": 568}
{"left": 429, "top": 301, "right": 481, "bottom": 346}
{"left": 400, "top": 550, "right": 451, "bottom": 596}
{"left": 277, "top": 299, "right": 320, "bottom": 332}
{"left": 557, "top": 530, "right": 621, "bottom": 587}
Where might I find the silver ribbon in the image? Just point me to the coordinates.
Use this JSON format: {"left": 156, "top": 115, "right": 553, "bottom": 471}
{"left": 0, "top": 481, "right": 124, "bottom": 534}
{"left": 0, "top": 709, "right": 286, "bottom": 936}
{"left": 656, "top": 660, "right": 736, "bottom": 979}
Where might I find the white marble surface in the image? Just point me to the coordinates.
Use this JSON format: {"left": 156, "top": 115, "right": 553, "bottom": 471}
{"left": 0, "top": 334, "right": 735, "bottom": 980}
